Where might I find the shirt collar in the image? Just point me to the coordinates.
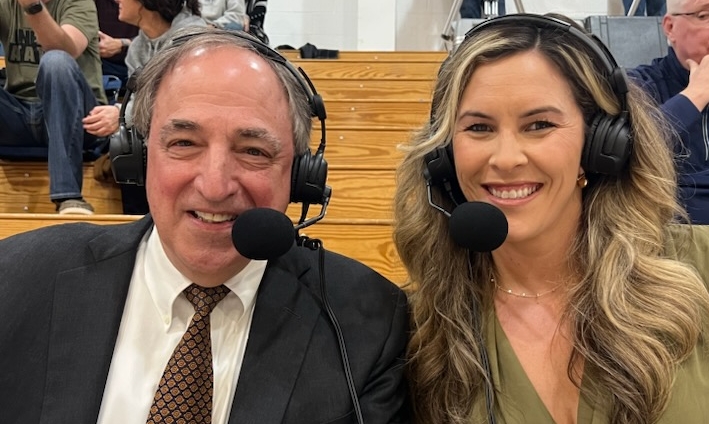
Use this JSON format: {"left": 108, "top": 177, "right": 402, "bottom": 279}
{"left": 144, "top": 226, "right": 266, "bottom": 329}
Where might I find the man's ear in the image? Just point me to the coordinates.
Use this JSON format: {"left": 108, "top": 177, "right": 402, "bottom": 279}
{"left": 662, "top": 15, "right": 675, "bottom": 46}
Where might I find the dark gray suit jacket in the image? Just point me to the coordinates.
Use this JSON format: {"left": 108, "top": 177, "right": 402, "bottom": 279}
{"left": 0, "top": 216, "right": 410, "bottom": 423}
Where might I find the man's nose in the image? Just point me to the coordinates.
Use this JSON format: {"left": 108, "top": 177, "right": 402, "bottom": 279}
{"left": 193, "top": 152, "right": 240, "bottom": 202}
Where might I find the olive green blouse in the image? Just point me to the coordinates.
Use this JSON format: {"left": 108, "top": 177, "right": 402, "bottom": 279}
{"left": 471, "top": 225, "right": 709, "bottom": 423}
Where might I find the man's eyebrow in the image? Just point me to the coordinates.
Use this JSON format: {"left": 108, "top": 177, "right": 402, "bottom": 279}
{"left": 158, "top": 119, "right": 200, "bottom": 141}
{"left": 237, "top": 127, "right": 284, "bottom": 153}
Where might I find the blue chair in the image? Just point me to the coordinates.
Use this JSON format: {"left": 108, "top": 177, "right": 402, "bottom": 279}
{"left": 0, "top": 75, "right": 121, "bottom": 160}
{"left": 584, "top": 16, "right": 667, "bottom": 69}
{"left": 103, "top": 74, "right": 122, "bottom": 105}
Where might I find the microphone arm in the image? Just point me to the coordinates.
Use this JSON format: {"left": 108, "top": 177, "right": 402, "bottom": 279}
{"left": 295, "top": 186, "right": 332, "bottom": 231}
{"left": 426, "top": 181, "right": 452, "bottom": 218}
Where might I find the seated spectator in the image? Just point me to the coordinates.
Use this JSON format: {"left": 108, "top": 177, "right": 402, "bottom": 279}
{"left": 83, "top": 0, "right": 206, "bottom": 214}
{"left": 200, "top": 0, "right": 249, "bottom": 31}
{"left": 0, "top": 0, "right": 106, "bottom": 214}
{"left": 627, "top": 0, "right": 709, "bottom": 223}
{"left": 623, "top": 0, "right": 666, "bottom": 16}
{"left": 95, "top": 0, "right": 139, "bottom": 89}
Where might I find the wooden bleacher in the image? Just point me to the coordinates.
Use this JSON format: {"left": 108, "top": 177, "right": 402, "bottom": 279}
{"left": 0, "top": 51, "right": 445, "bottom": 285}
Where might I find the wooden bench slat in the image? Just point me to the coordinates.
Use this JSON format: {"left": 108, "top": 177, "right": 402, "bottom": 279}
{"left": 308, "top": 79, "right": 434, "bottom": 101}
{"left": 293, "top": 61, "right": 441, "bottom": 81}
{"left": 0, "top": 162, "right": 122, "bottom": 214}
{"left": 316, "top": 100, "right": 430, "bottom": 130}
{"left": 283, "top": 50, "right": 447, "bottom": 62}
{"left": 312, "top": 129, "right": 408, "bottom": 170}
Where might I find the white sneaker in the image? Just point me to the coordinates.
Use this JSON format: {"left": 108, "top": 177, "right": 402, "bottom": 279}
{"left": 57, "top": 198, "right": 95, "bottom": 215}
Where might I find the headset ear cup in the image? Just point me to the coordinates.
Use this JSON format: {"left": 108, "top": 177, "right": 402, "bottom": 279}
{"left": 582, "top": 113, "right": 603, "bottom": 174}
{"left": 290, "top": 151, "right": 308, "bottom": 203}
{"left": 583, "top": 112, "right": 631, "bottom": 176}
{"left": 424, "top": 145, "right": 466, "bottom": 205}
{"left": 109, "top": 125, "right": 147, "bottom": 186}
{"left": 290, "top": 149, "right": 328, "bottom": 204}
{"left": 424, "top": 145, "right": 456, "bottom": 186}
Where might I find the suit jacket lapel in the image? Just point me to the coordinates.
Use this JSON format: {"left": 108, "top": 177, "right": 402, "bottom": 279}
{"left": 229, "top": 249, "right": 322, "bottom": 424}
{"left": 40, "top": 217, "right": 154, "bottom": 423}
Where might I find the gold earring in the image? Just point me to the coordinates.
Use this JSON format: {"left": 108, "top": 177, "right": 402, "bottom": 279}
{"left": 577, "top": 173, "right": 588, "bottom": 188}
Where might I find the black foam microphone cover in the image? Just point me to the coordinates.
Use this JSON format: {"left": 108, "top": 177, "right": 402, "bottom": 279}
{"left": 232, "top": 208, "right": 295, "bottom": 260}
{"left": 449, "top": 201, "right": 508, "bottom": 252}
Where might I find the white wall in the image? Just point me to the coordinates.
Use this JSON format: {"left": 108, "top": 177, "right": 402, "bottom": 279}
{"left": 265, "top": 0, "right": 621, "bottom": 51}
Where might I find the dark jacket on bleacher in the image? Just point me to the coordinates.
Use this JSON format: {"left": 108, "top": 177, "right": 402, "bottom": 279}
{"left": 628, "top": 47, "right": 709, "bottom": 224}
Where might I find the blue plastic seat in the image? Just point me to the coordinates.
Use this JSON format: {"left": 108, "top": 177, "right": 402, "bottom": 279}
{"left": 584, "top": 16, "right": 667, "bottom": 69}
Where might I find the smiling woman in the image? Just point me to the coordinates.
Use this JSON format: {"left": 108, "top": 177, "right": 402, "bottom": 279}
{"left": 451, "top": 50, "right": 586, "bottom": 246}
{"left": 394, "top": 13, "right": 709, "bottom": 424}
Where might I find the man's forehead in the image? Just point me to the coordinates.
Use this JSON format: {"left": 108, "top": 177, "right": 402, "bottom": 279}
{"left": 175, "top": 45, "right": 271, "bottom": 73}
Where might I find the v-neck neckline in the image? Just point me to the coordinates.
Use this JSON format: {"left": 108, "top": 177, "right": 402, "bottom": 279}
{"left": 487, "top": 311, "right": 608, "bottom": 423}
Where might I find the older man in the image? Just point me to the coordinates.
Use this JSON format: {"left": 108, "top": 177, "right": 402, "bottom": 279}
{"left": 627, "top": 0, "right": 709, "bottom": 224}
{"left": 0, "top": 27, "right": 410, "bottom": 424}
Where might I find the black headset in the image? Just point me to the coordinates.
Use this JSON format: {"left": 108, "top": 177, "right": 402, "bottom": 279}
{"left": 110, "top": 30, "right": 330, "bottom": 207}
{"left": 424, "top": 14, "right": 633, "bottom": 208}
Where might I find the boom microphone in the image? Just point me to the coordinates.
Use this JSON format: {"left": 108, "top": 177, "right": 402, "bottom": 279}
{"left": 231, "top": 208, "right": 295, "bottom": 260}
{"left": 449, "top": 202, "right": 508, "bottom": 252}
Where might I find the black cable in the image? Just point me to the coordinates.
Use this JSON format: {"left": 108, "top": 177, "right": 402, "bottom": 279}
{"left": 300, "top": 236, "right": 364, "bottom": 424}
{"left": 468, "top": 254, "right": 497, "bottom": 424}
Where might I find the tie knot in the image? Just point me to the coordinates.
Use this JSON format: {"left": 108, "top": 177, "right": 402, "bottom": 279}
{"left": 184, "top": 284, "right": 230, "bottom": 315}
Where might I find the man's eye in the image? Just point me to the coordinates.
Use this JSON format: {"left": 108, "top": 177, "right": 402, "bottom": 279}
{"left": 245, "top": 148, "right": 264, "bottom": 156}
{"left": 697, "top": 11, "right": 709, "bottom": 20}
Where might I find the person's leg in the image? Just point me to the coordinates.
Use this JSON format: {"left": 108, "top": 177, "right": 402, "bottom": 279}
{"left": 460, "top": 0, "right": 482, "bottom": 19}
{"left": 0, "top": 89, "right": 45, "bottom": 147}
{"left": 623, "top": 0, "right": 647, "bottom": 15}
{"left": 35, "top": 50, "right": 98, "bottom": 206}
{"left": 497, "top": 0, "right": 505, "bottom": 16}
{"left": 647, "top": 0, "right": 666, "bottom": 16}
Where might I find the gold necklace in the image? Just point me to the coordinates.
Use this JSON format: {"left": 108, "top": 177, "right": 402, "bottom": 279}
{"left": 491, "top": 276, "right": 562, "bottom": 299}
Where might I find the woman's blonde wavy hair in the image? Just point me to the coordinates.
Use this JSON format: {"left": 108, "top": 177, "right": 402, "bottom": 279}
{"left": 394, "top": 15, "right": 709, "bottom": 424}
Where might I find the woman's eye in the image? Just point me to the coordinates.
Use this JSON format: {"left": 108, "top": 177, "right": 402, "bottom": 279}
{"left": 528, "top": 120, "right": 555, "bottom": 131}
{"left": 465, "top": 123, "right": 491, "bottom": 132}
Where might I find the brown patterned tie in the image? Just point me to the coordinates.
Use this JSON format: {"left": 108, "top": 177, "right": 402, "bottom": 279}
{"left": 147, "top": 284, "right": 230, "bottom": 424}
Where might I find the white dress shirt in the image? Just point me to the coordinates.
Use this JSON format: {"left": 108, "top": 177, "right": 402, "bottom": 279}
{"left": 97, "top": 226, "right": 266, "bottom": 424}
